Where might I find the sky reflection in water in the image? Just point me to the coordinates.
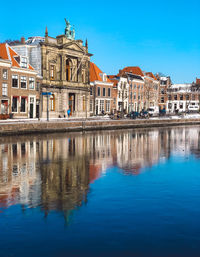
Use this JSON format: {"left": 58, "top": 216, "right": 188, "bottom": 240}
{"left": 0, "top": 126, "right": 200, "bottom": 257}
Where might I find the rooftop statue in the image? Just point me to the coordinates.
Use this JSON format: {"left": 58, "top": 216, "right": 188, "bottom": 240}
{"left": 64, "top": 18, "right": 75, "bottom": 40}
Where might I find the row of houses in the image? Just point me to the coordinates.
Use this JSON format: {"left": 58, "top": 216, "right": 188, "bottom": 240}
{"left": 0, "top": 20, "right": 199, "bottom": 119}
{"left": 90, "top": 63, "right": 200, "bottom": 116}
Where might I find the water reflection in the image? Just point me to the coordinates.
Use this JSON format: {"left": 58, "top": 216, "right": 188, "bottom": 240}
{"left": 0, "top": 126, "right": 200, "bottom": 216}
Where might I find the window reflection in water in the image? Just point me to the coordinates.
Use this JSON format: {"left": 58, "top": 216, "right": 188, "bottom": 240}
{"left": 0, "top": 127, "right": 200, "bottom": 217}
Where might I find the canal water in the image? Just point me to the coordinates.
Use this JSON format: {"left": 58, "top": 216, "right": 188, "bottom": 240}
{"left": 0, "top": 126, "right": 200, "bottom": 257}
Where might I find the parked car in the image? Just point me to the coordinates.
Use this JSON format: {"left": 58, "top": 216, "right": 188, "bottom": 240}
{"left": 159, "top": 108, "right": 166, "bottom": 116}
{"left": 129, "top": 111, "right": 140, "bottom": 119}
{"left": 148, "top": 107, "right": 159, "bottom": 117}
{"left": 140, "top": 110, "right": 149, "bottom": 118}
{"left": 188, "top": 105, "right": 199, "bottom": 112}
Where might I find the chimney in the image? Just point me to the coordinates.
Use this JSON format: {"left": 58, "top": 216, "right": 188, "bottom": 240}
{"left": 21, "top": 37, "right": 25, "bottom": 44}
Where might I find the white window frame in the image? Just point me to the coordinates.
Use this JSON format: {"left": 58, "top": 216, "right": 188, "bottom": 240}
{"left": 2, "top": 83, "right": 8, "bottom": 96}
{"left": 100, "top": 100, "right": 104, "bottom": 112}
{"left": 12, "top": 75, "right": 19, "bottom": 88}
{"left": 21, "top": 57, "right": 28, "bottom": 68}
{"left": 20, "top": 76, "right": 27, "bottom": 89}
{"left": 2, "top": 69, "right": 8, "bottom": 80}
{"left": 106, "top": 100, "right": 110, "bottom": 112}
{"left": 29, "top": 77, "right": 35, "bottom": 90}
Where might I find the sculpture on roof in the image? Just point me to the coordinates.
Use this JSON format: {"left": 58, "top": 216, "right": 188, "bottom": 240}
{"left": 64, "top": 18, "right": 75, "bottom": 40}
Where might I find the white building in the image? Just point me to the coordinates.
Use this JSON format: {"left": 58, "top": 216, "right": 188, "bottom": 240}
{"left": 166, "top": 84, "right": 199, "bottom": 113}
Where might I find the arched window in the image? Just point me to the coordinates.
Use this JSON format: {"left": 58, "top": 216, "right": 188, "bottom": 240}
{"left": 66, "top": 59, "right": 72, "bottom": 81}
{"left": 50, "top": 94, "right": 55, "bottom": 111}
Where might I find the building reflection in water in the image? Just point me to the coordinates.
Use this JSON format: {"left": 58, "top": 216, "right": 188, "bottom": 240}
{"left": 0, "top": 126, "right": 200, "bottom": 218}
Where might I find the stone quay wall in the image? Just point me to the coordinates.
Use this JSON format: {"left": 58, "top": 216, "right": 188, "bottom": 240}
{"left": 0, "top": 118, "right": 200, "bottom": 136}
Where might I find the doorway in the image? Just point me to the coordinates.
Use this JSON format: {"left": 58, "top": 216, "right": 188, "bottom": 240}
{"left": 69, "top": 93, "right": 75, "bottom": 115}
{"left": 29, "top": 97, "right": 34, "bottom": 118}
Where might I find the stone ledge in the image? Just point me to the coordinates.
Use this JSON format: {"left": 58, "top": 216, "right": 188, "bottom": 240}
{"left": 0, "top": 119, "right": 200, "bottom": 136}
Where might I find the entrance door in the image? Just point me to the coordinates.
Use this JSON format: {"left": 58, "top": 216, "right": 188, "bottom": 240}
{"left": 69, "top": 93, "right": 75, "bottom": 115}
{"left": 36, "top": 104, "right": 39, "bottom": 118}
{"left": 29, "top": 97, "right": 34, "bottom": 118}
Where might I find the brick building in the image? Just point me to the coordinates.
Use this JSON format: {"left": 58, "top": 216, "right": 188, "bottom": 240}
{"left": 90, "top": 62, "right": 113, "bottom": 115}
{"left": 108, "top": 75, "right": 129, "bottom": 113}
{"left": 157, "top": 75, "right": 171, "bottom": 111}
{"left": 0, "top": 43, "right": 39, "bottom": 118}
{"left": 117, "top": 67, "right": 145, "bottom": 112}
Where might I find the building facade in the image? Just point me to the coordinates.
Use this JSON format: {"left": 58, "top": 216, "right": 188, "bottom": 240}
{"left": 13, "top": 20, "right": 92, "bottom": 119}
{"left": 90, "top": 62, "right": 113, "bottom": 115}
{"left": 0, "top": 43, "right": 39, "bottom": 118}
{"left": 157, "top": 76, "right": 171, "bottom": 111}
{"left": 166, "top": 84, "right": 199, "bottom": 113}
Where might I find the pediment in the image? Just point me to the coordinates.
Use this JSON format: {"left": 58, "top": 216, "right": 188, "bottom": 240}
{"left": 63, "top": 42, "right": 85, "bottom": 53}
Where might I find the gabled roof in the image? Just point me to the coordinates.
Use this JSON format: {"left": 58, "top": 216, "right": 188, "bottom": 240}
{"left": 118, "top": 66, "right": 144, "bottom": 77}
{"left": 0, "top": 43, "right": 34, "bottom": 70}
{"left": 90, "top": 62, "right": 111, "bottom": 83}
{"left": 145, "top": 72, "right": 157, "bottom": 80}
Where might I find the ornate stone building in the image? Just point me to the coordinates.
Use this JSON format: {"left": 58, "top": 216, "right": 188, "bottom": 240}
{"left": 13, "top": 20, "right": 92, "bottom": 118}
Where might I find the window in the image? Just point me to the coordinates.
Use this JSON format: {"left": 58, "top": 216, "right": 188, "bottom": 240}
{"left": 161, "top": 88, "right": 165, "bottom": 94}
{"left": 192, "top": 94, "right": 195, "bottom": 100}
{"left": 50, "top": 65, "right": 55, "bottom": 80}
{"left": 2, "top": 83, "right": 8, "bottom": 96}
{"left": 12, "top": 97, "right": 18, "bottom": 112}
{"left": 21, "top": 76, "right": 27, "bottom": 89}
{"left": 168, "top": 103, "right": 172, "bottom": 109}
{"left": 180, "top": 103, "right": 183, "bottom": 109}
{"left": 108, "top": 88, "right": 111, "bottom": 97}
{"left": 90, "top": 99, "right": 93, "bottom": 112}
{"left": 161, "top": 97, "right": 164, "bottom": 103}
{"left": 180, "top": 95, "right": 183, "bottom": 100}
{"left": 66, "top": 59, "right": 72, "bottom": 81}
{"left": 82, "top": 70, "right": 86, "bottom": 83}
{"left": 100, "top": 100, "right": 104, "bottom": 112}
{"left": 36, "top": 82, "right": 40, "bottom": 91}
{"left": 134, "top": 84, "right": 136, "bottom": 89}
{"left": 103, "top": 88, "right": 106, "bottom": 97}
{"left": 50, "top": 94, "right": 55, "bottom": 111}
{"left": 90, "top": 87, "right": 93, "bottom": 95}
{"left": 29, "top": 77, "right": 35, "bottom": 89}
{"left": 186, "top": 95, "right": 189, "bottom": 101}
{"left": 174, "top": 95, "right": 177, "bottom": 100}
{"left": 12, "top": 75, "right": 18, "bottom": 88}
{"left": 168, "top": 95, "right": 172, "bottom": 100}
{"left": 161, "top": 80, "right": 167, "bottom": 85}
{"left": 97, "top": 87, "right": 101, "bottom": 96}
{"left": 134, "top": 93, "right": 136, "bottom": 100}
{"left": 20, "top": 97, "right": 26, "bottom": 112}
{"left": 21, "top": 57, "right": 28, "bottom": 68}
{"left": 106, "top": 100, "right": 110, "bottom": 112}
{"left": 3, "top": 69, "right": 8, "bottom": 79}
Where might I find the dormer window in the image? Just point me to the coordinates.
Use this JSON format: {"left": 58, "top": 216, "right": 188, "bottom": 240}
{"left": 100, "top": 73, "right": 107, "bottom": 82}
{"left": 21, "top": 57, "right": 28, "bottom": 68}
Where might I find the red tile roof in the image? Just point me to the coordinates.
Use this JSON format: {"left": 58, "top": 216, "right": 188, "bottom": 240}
{"left": 0, "top": 43, "right": 34, "bottom": 71}
{"left": 90, "top": 62, "right": 111, "bottom": 82}
{"left": 196, "top": 78, "right": 200, "bottom": 85}
{"left": 118, "top": 66, "right": 144, "bottom": 76}
{"left": 145, "top": 72, "right": 157, "bottom": 80}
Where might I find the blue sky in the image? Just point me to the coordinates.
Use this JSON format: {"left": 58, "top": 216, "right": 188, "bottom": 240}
{"left": 0, "top": 0, "right": 200, "bottom": 83}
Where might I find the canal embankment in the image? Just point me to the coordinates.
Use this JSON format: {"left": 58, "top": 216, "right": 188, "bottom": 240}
{"left": 0, "top": 117, "right": 200, "bottom": 136}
